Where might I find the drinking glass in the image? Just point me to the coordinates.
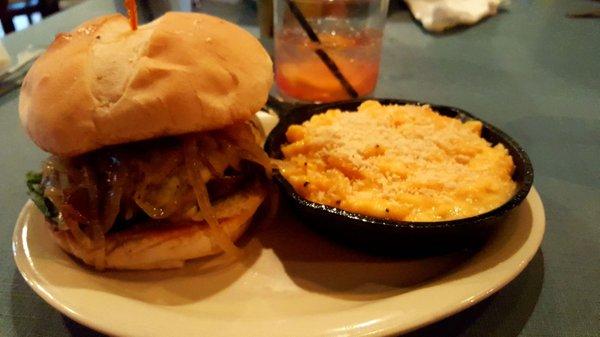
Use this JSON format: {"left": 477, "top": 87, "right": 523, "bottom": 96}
{"left": 274, "top": 0, "right": 389, "bottom": 102}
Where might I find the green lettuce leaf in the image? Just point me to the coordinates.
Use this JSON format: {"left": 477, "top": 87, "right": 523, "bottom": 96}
{"left": 26, "top": 171, "right": 58, "bottom": 220}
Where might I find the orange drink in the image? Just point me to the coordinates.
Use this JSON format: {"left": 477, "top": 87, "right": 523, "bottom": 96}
{"left": 274, "top": 0, "right": 389, "bottom": 102}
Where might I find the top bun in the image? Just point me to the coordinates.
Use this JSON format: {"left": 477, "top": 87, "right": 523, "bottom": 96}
{"left": 19, "top": 12, "right": 273, "bottom": 156}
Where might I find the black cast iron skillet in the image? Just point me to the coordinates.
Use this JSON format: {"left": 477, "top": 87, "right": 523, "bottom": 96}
{"left": 264, "top": 98, "right": 534, "bottom": 256}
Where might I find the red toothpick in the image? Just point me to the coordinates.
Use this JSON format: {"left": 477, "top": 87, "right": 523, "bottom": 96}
{"left": 125, "top": 0, "right": 138, "bottom": 30}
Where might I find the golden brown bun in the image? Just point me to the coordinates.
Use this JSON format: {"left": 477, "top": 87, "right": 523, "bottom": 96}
{"left": 19, "top": 12, "right": 273, "bottom": 157}
{"left": 50, "top": 184, "right": 266, "bottom": 270}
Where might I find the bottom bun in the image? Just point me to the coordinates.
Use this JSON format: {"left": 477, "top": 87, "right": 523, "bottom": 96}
{"left": 50, "top": 184, "right": 267, "bottom": 270}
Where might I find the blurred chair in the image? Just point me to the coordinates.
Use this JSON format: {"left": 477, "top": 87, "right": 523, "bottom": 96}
{"left": 0, "top": 0, "right": 59, "bottom": 34}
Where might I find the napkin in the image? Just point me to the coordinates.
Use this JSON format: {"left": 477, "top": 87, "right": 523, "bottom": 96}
{"left": 0, "top": 42, "right": 11, "bottom": 73}
{"left": 405, "top": 0, "right": 510, "bottom": 32}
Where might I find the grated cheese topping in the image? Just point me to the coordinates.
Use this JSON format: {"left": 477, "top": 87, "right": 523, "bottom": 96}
{"left": 278, "top": 101, "right": 517, "bottom": 222}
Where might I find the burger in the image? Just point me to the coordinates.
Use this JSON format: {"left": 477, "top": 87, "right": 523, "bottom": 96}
{"left": 19, "top": 12, "right": 273, "bottom": 270}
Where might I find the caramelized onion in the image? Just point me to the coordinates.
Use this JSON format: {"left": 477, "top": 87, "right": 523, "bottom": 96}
{"left": 222, "top": 123, "right": 272, "bottom": 178}
{"left": 196, "top": 135, "right": 221, "bottom": 177}
{"left": 237, "top": 146, "right": 272, "bottom": 178}
{"left": 102, "top": 164, "right": 125, "bottom": 231}
{"left": 61, "top": 205, "right": 93, "bottom": 248}
{"left": 183, "top": 136, "right": 241, "bottom": 257}
{"left": 64, "top": 217, "right": 93, "bottom": 249}
{"left": 44, "top": 187, "right": 63, "bottom": 212}
{"left": 133, "top": 197, "right": 171, "bottom": 219}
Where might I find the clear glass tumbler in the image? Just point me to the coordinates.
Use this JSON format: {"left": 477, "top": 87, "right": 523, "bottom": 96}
{"left": 274, "top": 0, "right": 389, "bottom": 102}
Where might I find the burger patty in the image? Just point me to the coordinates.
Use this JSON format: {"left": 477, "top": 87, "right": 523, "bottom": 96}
{"left": 33, "top": 124, "right": 270, "bottom": 235}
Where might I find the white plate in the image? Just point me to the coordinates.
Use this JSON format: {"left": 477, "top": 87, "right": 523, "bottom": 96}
{"left": 13, "top": 187, "right": 544, "bottom": 337}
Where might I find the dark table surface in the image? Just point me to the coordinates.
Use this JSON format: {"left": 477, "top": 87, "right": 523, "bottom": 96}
{"left": 1, "top": 0, "right": 598, "bottom": 336}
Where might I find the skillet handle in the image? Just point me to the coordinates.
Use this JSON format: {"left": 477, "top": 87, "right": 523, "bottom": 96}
{"left": 266, "top": 95, "right": 312, "bottom": 118}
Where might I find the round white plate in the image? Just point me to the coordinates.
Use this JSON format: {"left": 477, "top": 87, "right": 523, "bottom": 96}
{"left": 13, "top": 188, "right": 545, "bottom": 337}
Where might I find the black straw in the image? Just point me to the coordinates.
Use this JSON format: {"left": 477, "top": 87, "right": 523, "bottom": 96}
{"left": 284, "top": 0, "right": 359, "bottom": 99}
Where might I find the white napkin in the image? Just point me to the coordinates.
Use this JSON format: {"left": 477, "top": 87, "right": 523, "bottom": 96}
{"left": 0, "top": 45, "right": 44, "bottom": 81}
{"left": 0, "top": 42, "right": 11, "bottom": 73}
{"left": 405, "top": 0, "right": 510, "bottom": 32}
